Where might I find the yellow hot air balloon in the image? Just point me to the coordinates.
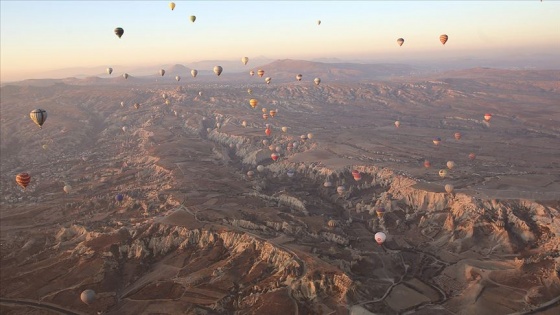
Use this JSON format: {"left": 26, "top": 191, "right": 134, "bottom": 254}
{"left": 169, "top": 2, "right": 175, "bottom": 10}
{"left": 241, "top": 57, "right": 249, "bottom": 65}
{"left": 440, "top": 34, "right": 448, "bottom": 45}
{"left": 249, "top": 99, "right": 258, "bottom": 109}
{"left": 281, "top": 126, "right": 288, "bottom": 133}
{"left": 190, "top": 15, "right": 196, "bottom": 23}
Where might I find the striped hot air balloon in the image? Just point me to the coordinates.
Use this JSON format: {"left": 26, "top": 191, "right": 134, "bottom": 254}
{"left": 29, "top": 109, "right": 47, "bottom": 128}
{"left": 16, "top": 173, "right": 31, "bottom": 189}
{"left": 439, "top": 34, "right": 448, "bottom": 45}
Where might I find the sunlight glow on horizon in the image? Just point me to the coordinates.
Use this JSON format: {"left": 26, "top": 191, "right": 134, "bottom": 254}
{"left": 1, "top": 1, "right": 559, "bottom": 82}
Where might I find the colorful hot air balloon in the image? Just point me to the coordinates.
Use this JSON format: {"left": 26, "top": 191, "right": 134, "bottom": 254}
{"left": 484, "top": 113, "right": 492, "bottom": 121}
{"left": 454, "top": 132, "right": 461, "bottom": 140}
{"left": 265, "top": 128, "right": 272, "bottom": 136}
{"left": 107, "top": 67, "right": 113, "bottom": 75}
{"left": 257, "top": 69, "right": 264, "bottom": 77}
{"left": 169, "top": 2, "right": 175, "bottom": 10}
{"left": 80, "top": 289, "right": 96, "bottom": 305}
{"left": 191, "top": 69, "right": 198, "bottom": 78}
{"left": 241, "top": 57, "right": 249, "bottom": 65}
{"left": 296, "top": 74, "right": 303, "bottom": 81}
{"left": 314, "top": 78, "right": 321, "bottom": 85}
{"left": 114, "top": 27, "right": 124, "bottom": 38}
{"left": 374, "top": 232, "right": 386, "bottom": 245}
{"left": 447, "top": 161, "right": 455, "bottom": 170}
{"left": 376, "top": 207, "right": 386, "bottom": 218}
{"left": 271, "top": 153, "right": 279, "bottom": 161}
{"left": 16, "top": 173, "right": 31, "bottom": 190}
{"left": 190, "top": 15, "right": 196, "bottom": 23}
{"left": 249, "top": 99, "right": 258, "bottom": 108}
{"left": 159, "top": 69, "right": 165, "bottom": 76}
{"left": 213, "top": 66, "right": 223, "bottom": 76}
{"left": 397, "top": 38, "right": 404, "bottom": 46}
{"left": 29, "top": 109, "right": 47, "bottom": 128}
{"left": 445, "top": 184, "right": 454, "bottom": 194}
{"left": 440, "top": 34, "right": 448, "bottom": 45}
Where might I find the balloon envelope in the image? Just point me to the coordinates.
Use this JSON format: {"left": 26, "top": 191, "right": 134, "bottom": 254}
{"left": 439, "top": 34, "right": 448, "bottom": 45}
{"left": 16, "top": 173, "right": 31, "bottom": 189}
{"left": 314, "top": 78, "right": 321, "bottom": 85}
{"left": 169, "top": 2, "right": 175, "bottom": 10}
{"left": 190, "top": 15, "right": 196, "bottom": 23}
{"left": 114, "top": 27, "right": 124, "bottom": 38}
{"left": 107, "top": 67, "right": 113, "bottom": 75}
{"left": 374, "top": 232, "right": 386, "bottom": 245}
{"left": 213, "top": 66, "right": 223, "bottom": 76}
{"left": 116, "top": 194, "right": 124, "bottom": 202}
{"left": 80, "top": 289, "right": 96, "bottom": 305}
{"left": 241, "top": 57, "right": 249, "bottom": 65}
{"left": 30, "top": 109, "right": 47, "bottom": 128}
{"left": 63, "top": 185, "right": 72, "bottom": 194}
{"left": 191, "top": 69, "right": 198, "bottom": 77}
{"left": 397, "top": 38, "right": 404, "bottom": 46}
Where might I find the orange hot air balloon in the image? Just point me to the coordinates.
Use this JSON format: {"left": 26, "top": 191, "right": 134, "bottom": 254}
{"left": 468, "top": 153, "right": 476, "bottom": 160}
{"left": 484, "top": 113, "right": 492, "bottom": 122}
{"left": 440, "top": 34, "right": 448, "bottom": 45}
{"left": 353, "top": 173, "right": 362, "bottom": 181}
{"left": 249, "top": 99, "right": 258, "bottom": 109}
{"left": 261, "top": 107, "right": 268, "bottom": 114}
{"left": 16, "top": 173, "right": 31, "bottom": 189}
{"left": 269, "top": 109, "right": 276, "bottom": 117}
{"left": 424, "top": 160, "right": 431, "bottom": 168}
{"left": 271, "top": 153, "right": 279, "bottom": 161}
{"left": 262, "top": 113, "right": 269, "bottom": 120}
{"left": 454, "top": 132, "right": 461, "bottom": 140}
{"left": 265, "top": 128, "right": 272, "bottom": 136}
{"left": 257, "top": 69, "right": 264, "bottom": 77}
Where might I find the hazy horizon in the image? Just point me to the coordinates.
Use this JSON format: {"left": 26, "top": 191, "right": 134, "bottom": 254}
{"left": 1, "top": 1, "right": 559, "bottom": 82}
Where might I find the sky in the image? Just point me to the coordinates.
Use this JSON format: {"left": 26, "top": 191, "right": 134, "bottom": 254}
{"left": 1, "top": 0, "right": 559, "bottom": 82}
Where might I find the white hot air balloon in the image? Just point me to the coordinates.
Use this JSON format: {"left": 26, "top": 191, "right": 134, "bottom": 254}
{"left": 374, "top": 232, "right": 386, "bottom": 245}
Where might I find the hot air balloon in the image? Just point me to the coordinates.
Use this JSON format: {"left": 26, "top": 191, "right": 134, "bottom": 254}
{"left": 63, "top": 185, "right": 72, "bottom": 194}
{"left": 269, "top": 110, "right": 276, "bottom": 117}
{"left": 165, "top": 99, "right": 171, "bottom": 105}
{"left": 424, "top": 160, "right": 431, "bottom": 168}
{"left": 120, "top": 101, "right": 124, "bottom": 107}
{"left": 242, "top": 120, "right": 247, "bottom": 127}
{"left": 257, "top": 69, "right": 264, "bottom": 77}
{"left": 247, "top": 170, "right": 254, "bottom": 178}
{"left": 446, "top": 161, "right": 455, "bottom": 170}
{"left": 122, "top": 126, "right": 127, "bottom": 132}
{"left": 198, "top": 91, "right": 203, "bottom": 96}
{"left": 468, "top": 153, "right": 476, "bottom": 160}
{"left": 287, "top": 169, "right": 295, "bottom": 177}
{"left": 169, "top": 2, "right": 175, "bottom": 10}
{"left": 249, "top": 99, "right": 258, "bottom": 109}
{"left": 394, "top": 120, "right": 400, "bottom": 128}
{"left": 307, "top": 133, "right": 314, "bottom": 139}
{"left": 314, "top": 78, "right": 321, "bottom": 85}
{"left": 190, "top": 15, "right": 196, "bottom": 23}
{"left": 80, "top": 289, "right": 96, "bottom": 305}
{"left": 275, "top": 146, "right": 282, "bottom": 153}
{"left": 296, "top": 74, "right": 303, "bottom": 81}
{"left": 114, "top": 27, "right": 124, "bottom": 38}
{"left": 374, "top": 232, "right": 386, "bottom": 245}
{"left": 454, "top": 132, "right": 461, "bottom": 140}
{"left": 281, "top": 126, "right": 288, "bottom": 133}
{"left": 262, "top": 139, "right": 269, "bottom": 146}
{"left": 336, "top": 186, "right": 346, "bottom": 196}
{"left": 445, "top": 184, "right": 454, "bottom": 194}
{"left": 115, "top": 194, "right": 124, "bottom": 202}
{"left": 159, "top": 69, "right": 165, "bottom": 76}
{"left": 247, "top": 88, "right": 252, "bottom": 95}
{"left": 42, "top": 144, "right": 48, "bottom": 150}
{"left": 107, "top": 67, "right": 113, "bottom": 75}
{"left": 265, "top": 77, "right": 271, "bottom": 84}
{"left": 271, "top": 153, "right": 279, "bottom": 161}
{"left": 433, "top": 137, "right": 441, "bottom": 146}
{"left": 353, "top": 173, "right": 362, "bottom": 181}
{"left": 123, "top": 73, "right": 129, "bottom": 79}
{"left": 175, "top": 75, "right": 181, "bottom": 81}
{"left": 327, "top": 220, "right": 337, "bottom": 228}
{"left": 439, "top": 169, "right": 448, "bottom": 178}
{"left": 29, "top": 109, "right": 47, "bottom": 128}
{"left": 16, "top": 173, "right": 31, "bottom": 190}
{"left": 440, "top": 34, "right": 448, "bottom": 45}
{"left": 484, "top": 113, "right": 492, "bottom": 122}
{"left": 317, "top": 20, "right": 321, "bottom": 25}
{"left": 134, "top": 103, "right": 140, "bottom": 109}
{"left": 262, "top": 113, "right": 269, "bottom": 120}
{"left": 265, "top": 128, "right": 272, "bottom": 136}
{"left": 257, "top": 165, "right": 265, "bottom": 172}
{"left": 324, "top": 181, "right": 333, "bottom": 187}
{"left": 162, "top": 93, "right": 168, "bottom": 99}
{"left": 250, "top": 70, "right": 255, "bottom": 76}
{"left": 261, "top": 107, "right": 268, "bottom": 114}
{"left": 213, "top": 66, "right": 223, "bottom": 76}
{"left": 376, "top": 207, "right": 386, "bottom": 218}
{"left": 191, "top": 69, "right": 198, "bottom": 78}
{"left": 241, "top": 57, "right": 249, "bottom": 65}
{"left": 397, "top": 38, "right": 404, "bottom": 46}
{"left": 300, "top": 134, "right": 308, "bottom": 141}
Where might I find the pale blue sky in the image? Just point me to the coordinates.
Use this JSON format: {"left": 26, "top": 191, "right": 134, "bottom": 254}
{"left": 1, "top": 1, "right": 559, "bottom": 81}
